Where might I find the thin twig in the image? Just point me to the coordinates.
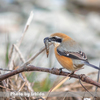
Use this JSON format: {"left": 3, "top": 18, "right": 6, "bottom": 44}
{"left": 25, "top": 43, "right": 52, "bottom": 65}
{"left": 8, "top": 11, "right": 34, "bottom": 70}
{"left": 9, "top": 44, "right": 14, "bottom": 59}
{"left": 18, "top": 82, "right": 26, "bottom": 92}
{"left": 14, "top": 44, "right": 25, "bottom": 63}
{"left": 45, "top": 75, "right": 70, "bottom": 100}
{"left": 0, "top": 85, "right": 12, "bottom": 91}
{"left": 79, "top": 77, "right": 94, "bottom": 97}
{"left": 95, "top": 63, "right": 100, "bottom": 91}
{"left": 8, "top": 45, "right": 15, "bottom": 70}
{"left": 94, "top": 63, "right": 100, "bottom": 100}
{"left": 16, "top": 11, "right": 34, "bottom": 47}
{"left": 0, "top": 68, "right": 13, "bottom": 71}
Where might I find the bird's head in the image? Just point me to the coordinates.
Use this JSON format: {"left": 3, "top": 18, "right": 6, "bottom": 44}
{"left": 44, "top": 33, "right": 71, "bottom": 57}
{"left": 44, "top": 33, "right": 71, "bottom": 47}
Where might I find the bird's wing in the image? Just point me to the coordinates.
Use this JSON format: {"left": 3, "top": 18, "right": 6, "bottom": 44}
{"left": 57, "top": 48, "right": 88, "bottom": 61}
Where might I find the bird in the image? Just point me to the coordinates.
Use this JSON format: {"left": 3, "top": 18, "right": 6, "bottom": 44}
{"left": 44, "top": 33, "right": 100, "bottom": 73}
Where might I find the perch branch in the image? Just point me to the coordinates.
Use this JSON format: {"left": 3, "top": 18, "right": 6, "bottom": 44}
{"left": 0, "top": 65, "right": 100, "bottom": 88}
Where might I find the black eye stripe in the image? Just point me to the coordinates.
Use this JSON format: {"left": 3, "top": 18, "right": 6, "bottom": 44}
{"left": 56, "top": 38, "right": 62, "bottom": 43}
{"left": 51, "top": 37, "right": 56, "bottom": 41}
{"left": 51, "top": 37, "right": 62, "bottom": 43}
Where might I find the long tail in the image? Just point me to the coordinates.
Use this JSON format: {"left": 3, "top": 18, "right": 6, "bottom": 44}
{"left": 84, "top": 62, "right": 100, "bottom": 70}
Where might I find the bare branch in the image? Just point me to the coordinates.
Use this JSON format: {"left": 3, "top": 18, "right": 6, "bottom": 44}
{"left": 0, "top": 65, "right": 100, "bottom": 88}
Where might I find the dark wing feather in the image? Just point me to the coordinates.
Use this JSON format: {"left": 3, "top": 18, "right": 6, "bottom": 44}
{"left": 57, "top": 48, "right": 88, "bottom": 61}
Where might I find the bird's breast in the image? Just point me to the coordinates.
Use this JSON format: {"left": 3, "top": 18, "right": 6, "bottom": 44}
{"left": 55, "top": 47, "right": 75, "bottom": 71}
{"left": 54, "top": 47, "right": 84, "bottom": 71}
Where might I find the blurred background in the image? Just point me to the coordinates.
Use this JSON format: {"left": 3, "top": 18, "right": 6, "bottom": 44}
{"left": 0, "top": 0, "right": 100, "bottom": 93}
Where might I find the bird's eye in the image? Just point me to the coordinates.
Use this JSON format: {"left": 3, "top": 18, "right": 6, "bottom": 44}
{"left": 56, "top": 38, "right": 62, "bottom": 43}
{"left": 51, "top": 37, "right": 62, "bottom": 43}
{"left": 51, "top": 37, "right": 56, "bottom": 41}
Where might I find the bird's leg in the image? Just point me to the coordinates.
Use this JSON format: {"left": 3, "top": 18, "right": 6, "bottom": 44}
{"left": 69, "top": 67, "right": 84, "bottom": 77}
{"left": 58, "top": 68, "right": 65, "bottom": 74}
{"left": 68, "top": 71, "right": 75, "bottom": 80}
{"left": 68, "top": 68, "right": 84, "bottom": 79}
{"left": 69, "top": 71, "right": 75, "bottom": 76}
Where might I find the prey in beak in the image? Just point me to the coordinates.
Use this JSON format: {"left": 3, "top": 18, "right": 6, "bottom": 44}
{"left": 44, "top": 37, "right": 51, "bottom": 57}
{"left": 44, "top": 36, "right": 62, "bottom": 57}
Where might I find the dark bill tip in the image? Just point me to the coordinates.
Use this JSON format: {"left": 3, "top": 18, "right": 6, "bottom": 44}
{"left": 44, "top": 37, "right": 51, "bottom": 43}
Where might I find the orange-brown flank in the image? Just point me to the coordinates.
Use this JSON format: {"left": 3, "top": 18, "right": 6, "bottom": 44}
{"left": 55, "top": 47, "right": 75, "bottom": 71}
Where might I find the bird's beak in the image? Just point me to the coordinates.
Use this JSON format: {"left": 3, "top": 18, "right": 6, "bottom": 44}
{"left": 44, "top": 37, "right": 51, "bottom": 57}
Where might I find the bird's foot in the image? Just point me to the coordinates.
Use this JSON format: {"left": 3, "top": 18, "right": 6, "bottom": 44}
{"left": 68, "top": 71, "right": 75, "bottom": 80}
{"left": 69, "top": 71, "right": 75, "bottom": 76}
{"left": 58, "top": 68, "right": 65, "bottom": 75}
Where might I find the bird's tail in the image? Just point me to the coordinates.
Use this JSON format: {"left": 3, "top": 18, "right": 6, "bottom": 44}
{"left": 84, "top": 62, "right": 100, "bottom": 70}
